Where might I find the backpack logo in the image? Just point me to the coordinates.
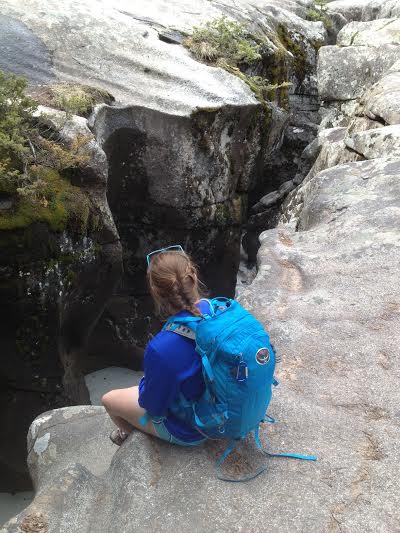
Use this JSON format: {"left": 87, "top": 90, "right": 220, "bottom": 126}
{"left": 255, "top": 347, "right": 270, "bottom": 365}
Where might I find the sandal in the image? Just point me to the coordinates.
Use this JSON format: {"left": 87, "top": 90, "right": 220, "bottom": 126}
{"left": 110, "top": 428, "right": 129, "bottom": 446}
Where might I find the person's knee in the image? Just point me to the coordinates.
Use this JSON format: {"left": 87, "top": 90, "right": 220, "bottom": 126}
{"left": 101, "top": 390, "right": 115, "bottom": 409}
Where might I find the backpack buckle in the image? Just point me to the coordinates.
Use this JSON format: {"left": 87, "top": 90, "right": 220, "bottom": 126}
{"left": 236, "top": 361, "right": 248, "bottom": 382}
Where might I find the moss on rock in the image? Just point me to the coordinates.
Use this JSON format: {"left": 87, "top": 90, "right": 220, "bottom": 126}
{"left": 0, "top": 167, "right": 90, "bottom": 233}
{"left": 31, "top": 83, "right": 114, "bottom": 117}
{"left": 276, "top": 24, "right": 311, "bottom": 84}
{"left": 306, "top": 0, "right": 333, "bottom": 30}
{"left": 219, "top": 61, "right": 291, "bottom": 109}
{"left": 0, "top": 70, "right": 92, "bottom": 235}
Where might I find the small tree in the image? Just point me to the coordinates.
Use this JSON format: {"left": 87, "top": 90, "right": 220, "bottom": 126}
{"left": 0, "top": 71, "right": 37, "bottom": 189}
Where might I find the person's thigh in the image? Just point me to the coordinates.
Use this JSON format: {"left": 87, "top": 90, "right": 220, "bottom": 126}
{"left": 102, "top": 386, "right": 157, "bottom": 436}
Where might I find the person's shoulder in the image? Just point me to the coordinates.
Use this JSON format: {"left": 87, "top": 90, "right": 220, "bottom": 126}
{"left": 146, "top": 329, "right": 185, "bottom": 360}
{"left": 146, "top": 331, "right": 168, "bottom": 355}
{"left": 145, "top": 331, "right": 191, "bottom": 374}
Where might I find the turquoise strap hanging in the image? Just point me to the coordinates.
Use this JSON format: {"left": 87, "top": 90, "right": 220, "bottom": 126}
{"left": 216, "top": 425, "right": 317, "bottom": 483}
{"left": 254, "top": 425, "right": 317, "bottom": 461}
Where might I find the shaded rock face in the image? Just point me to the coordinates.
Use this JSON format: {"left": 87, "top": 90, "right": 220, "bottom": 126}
{"left": 0, "top": 110, "right": 122, "bottom": 490}
{"left": 95, "top": 105, "right": 259, "bottom": 292}
{"left": 90, "top": 104, "right": 262, "bottom": 350}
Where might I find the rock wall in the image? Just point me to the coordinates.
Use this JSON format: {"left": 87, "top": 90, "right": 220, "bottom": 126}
{"left": 0, "top": 107, "right": 122, "bottom": 490}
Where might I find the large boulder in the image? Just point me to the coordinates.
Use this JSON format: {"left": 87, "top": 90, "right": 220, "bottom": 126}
{"left": 0, "top": 404, "right": 326, "bottom": 532}
{"left": 241, "top": 4, "right": 400, "bottom": 530}
{"left": 3, "top": 155, "right": 400, "bottom": 531}
{"left": 337, "top": 17, "right": 400, "bottom": 46}
{"left": 361, "top": 60, "right": 400, "bottom": 125}
{"left": 345, "top": 124, "right": 400, "bottom": 159}
{"left": 318, "top": 45, "right": 399, "bottom": 101}
{"left": 317, "top": 14, "right": 400, "bottom": 131}
{"left": 327, "top": 0, "right": 400, "bottom": 22}
{"left": 239, "top": 158, "right": 400, "bottom": 532}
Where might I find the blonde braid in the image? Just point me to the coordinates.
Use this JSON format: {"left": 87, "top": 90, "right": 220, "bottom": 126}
{"left": 176, "top": 264, "right": 202, "bottom": 317}
{"left": 147, "top": 250, "right": 207, "bottom": 318}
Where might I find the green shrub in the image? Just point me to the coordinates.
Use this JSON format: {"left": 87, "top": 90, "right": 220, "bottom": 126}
{"left": 0, "top": 70, "right": 91, "bottom": 232}
{"left": 307, "top": 1, "right": 332, "bottom": 29}
{"left": 184, "top": 17, "right": 262, "bottom": 67}
{"left": 45, "top": 84, "right": 113, "bottom": 117}
{"left": 184, "top": 17, "right": 293, "bottom": 110}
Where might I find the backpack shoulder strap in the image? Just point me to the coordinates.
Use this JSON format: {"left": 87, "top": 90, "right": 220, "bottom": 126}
{"left": 163, "top": 299, "right": 214, "bottom": 335}
{"left": 164, "top": 323, "right": 196, "bottom": 340}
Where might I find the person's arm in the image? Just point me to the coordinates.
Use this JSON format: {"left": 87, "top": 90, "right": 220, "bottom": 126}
{"left": 138, "top": 343, "right": 178, "bottom": 417}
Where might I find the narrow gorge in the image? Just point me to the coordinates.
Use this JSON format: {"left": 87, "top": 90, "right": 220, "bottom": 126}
{"left": 0, "top": 0, "right": 399, "bottom": 531}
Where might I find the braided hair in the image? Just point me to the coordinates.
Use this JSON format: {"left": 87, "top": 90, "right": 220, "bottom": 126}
{"left": 147, "top": 250, "right": 206, "bottom": 318}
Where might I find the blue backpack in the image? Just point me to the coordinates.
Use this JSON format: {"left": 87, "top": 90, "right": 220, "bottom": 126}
{"left": 163, "top": 297, "right": 316, "bottom": 481}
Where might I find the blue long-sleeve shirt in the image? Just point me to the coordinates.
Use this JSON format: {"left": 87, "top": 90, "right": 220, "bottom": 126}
{"left": 138, "top": 300, "right": 212, "bottom": 442}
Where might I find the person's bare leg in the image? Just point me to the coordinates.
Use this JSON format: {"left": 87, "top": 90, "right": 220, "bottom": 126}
{"left": 102, "top": 385, "right": 157, "bottom": 437}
